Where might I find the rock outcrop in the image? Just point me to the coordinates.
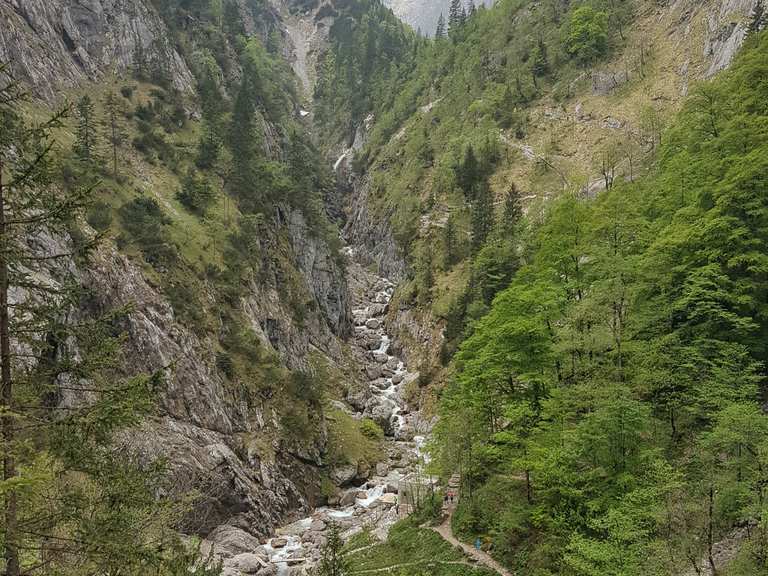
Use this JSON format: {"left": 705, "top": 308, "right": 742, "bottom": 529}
{"left": 0, "top": 0, "right": 354, "bottom": 541}
{"left": 0, "top": 0, "right": 195, "bottom": 100}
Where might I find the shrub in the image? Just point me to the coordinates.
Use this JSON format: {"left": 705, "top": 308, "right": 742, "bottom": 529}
{"left": 86, "top": 200, "right": 113, "bottom": 232}
{"left": 216, "top": 351, "right": 235, "bottom": 379}
{"left": 117, "top": 196, "right": 178, "bottom": 268}
{"left": 360, "top": 419, "right": 384, "bottom": 441}
{"left": 176, "top": 170, "right": 216, "bottom": 215}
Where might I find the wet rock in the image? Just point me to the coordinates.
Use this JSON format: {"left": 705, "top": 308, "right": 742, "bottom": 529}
{"left": 356, "top": 490, "right": 369, "bottom": 500}
{"left": 329, "top": 465, "right": 357, "bottom": 486}
{"left": 208, "top": 525, "right": 262, "bottom": 558}
{"left": 271, "top": 537, "right": 288, "bottom": 548}
{"left": 367, "top": 337, "right": 382, "bottom": 350}
{"left": 373, "top": 351, "right": 389, "bottom": 363}
{"left": 369, "top": 303, "right": 388, "bottom": 316}
{"left": 339, "top": 490, "right": 358, "bottom": 507}
{"left": 371, "top": 378, "right": 390, "bottom": 390}
{"left": 386, "top": 357, "right": 399, "bottom": 370}
{"left": 392, "top": 373, "right": 404, "bottom": 385}
{"left": 370, "top": 403, "right": 394, "bottom": 435}
{"left": 365, "top": 318, "right": 380, "bottom": 330}
{"left": 310, "top": 519, "right": 326, "bottom": 532}
{"left": 356, "top": 460, "right": 371, "bottom": 480}
{"left": 365, "top": 365, "right": 382, "bottom": 380}
{"left": 231, "top": 553, "right": 268, "bottom": 574}
{"left": 379, "top": 493, "right": 397, "bottom": 507}
{"left": 347, "top": 387, "right": 371, "bottom": 411}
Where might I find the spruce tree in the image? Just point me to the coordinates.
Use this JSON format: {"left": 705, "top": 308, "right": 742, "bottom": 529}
{"left": 471, "top": 181, "right": 493, "bottom": 252}
{"left": 102, "top": 90, "right": 126, "bottom": 178}
{"left": 444, "top": 212, "right": 458, "bottom": 267}
{"left": 0, "top": 63, "right": 205, "bottom": 576}
{"left": 316, "top": 522, "right": 348, "bottom": 576}
{"left": 448, "top": 0, "right": 463, "bottom": 32}
{"left": 74, "top": 94, "right": 98, "bottom": 162}
{"left": 435, "top": 13, "right": 446, "bottom": 38}
{"left": 228, "top": 73, "right": 261, "bottom": 208}
{"left": 457, "top": 144, "right": 480, "bottom": 200}
{"left": 502, "top": 182, "right": 522, "bottom": 235}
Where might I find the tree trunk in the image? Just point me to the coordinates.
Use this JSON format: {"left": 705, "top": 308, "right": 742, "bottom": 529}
{"left": 111, "top": 115, "right": 118, "bottom": 179}
{"left": 0, "top": 164, "right": 20, "bottom": 576}
{"left": 708, "top": 486, "right": 717, "bottom": 576}
{"left": 525, "top": 469, "right": 532, "bottom": 504}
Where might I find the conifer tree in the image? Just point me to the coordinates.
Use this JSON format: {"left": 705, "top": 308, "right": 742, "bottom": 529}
{"left": 435, "top": 13, "right": 446, "bottom": 39}
{"left": 0, "top": 63, "right": 206, "bottom": 576}
{"left": 448, "top": 0, "right": 463, "bottom": 32}
{"left": 315, "top": 522, "right": 348, "bottom": 576}
{"left": 471, "top": 181, "right": 493, "bottom": 252}
{"left": 457, "top": 144, "right": 480, "bottom": 199}
{"left": 228, "top": 73, "right": 262, "bottom": 208}
{"left": 502, "top": 182, "right": 522, "bottom": 236}
{"left": 444, "top": 212, "right": 459, "bottom": 267}
{"left": 74, "top": 94, "right": 98, "bottom": 162}
{"left": 102, "top": 90, "right": 126, "bottom": 178}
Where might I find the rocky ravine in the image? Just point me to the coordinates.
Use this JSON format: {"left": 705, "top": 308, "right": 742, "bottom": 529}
{"left": 202, "top": 251, "right": 434, "bottom": 576}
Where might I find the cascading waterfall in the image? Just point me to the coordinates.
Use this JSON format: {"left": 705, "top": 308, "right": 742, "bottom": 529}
{"left": 258, "top": 254, "right": 432, "bottom": 574}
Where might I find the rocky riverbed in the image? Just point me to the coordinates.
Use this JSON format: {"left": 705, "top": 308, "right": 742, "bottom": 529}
{"left": 202, "top": 248, "right": 433, "bottom": 576}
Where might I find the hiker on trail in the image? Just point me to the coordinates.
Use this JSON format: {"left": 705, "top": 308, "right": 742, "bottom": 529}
{"left": 475, "top": 538, "right": 482, "bottom": 551}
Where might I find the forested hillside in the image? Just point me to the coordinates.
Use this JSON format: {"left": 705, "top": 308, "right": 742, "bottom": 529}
{"left": 2, "top": 0, "right": 768, "bottom": 575}
{"left": 0, "top": 0, "right": 369, "bottom": 573}
{"left": 436, "top": 29, "right": 768, "bottom": 575}
{"left": 314, "top": 0, "right": 768, "bottom": 574}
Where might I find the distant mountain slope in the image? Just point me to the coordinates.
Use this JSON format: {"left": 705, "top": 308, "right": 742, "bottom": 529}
{"left": 383, "top": 0, "right": 494, "bottom": 35}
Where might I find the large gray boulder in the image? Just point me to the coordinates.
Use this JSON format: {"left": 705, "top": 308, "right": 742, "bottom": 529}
{"left": 207, "top": 525, "right": 262, "bottom": 559}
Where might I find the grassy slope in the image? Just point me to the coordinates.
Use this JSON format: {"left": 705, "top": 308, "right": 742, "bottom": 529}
{"left": 345, "top": 517, "right": 497, "bottom": 576}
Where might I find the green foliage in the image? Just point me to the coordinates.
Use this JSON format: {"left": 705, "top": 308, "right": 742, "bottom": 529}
{"left": 74, "top": 94, "right": 98, "bottom": 162}
{"left": 564, "top": 6, "right": 609, "bottom": 65}
{"left": 177, "top": 169, "right": 216, "bottom": 215}
{"left": 314, "top": 0, "right": 420, "bottom": 141}
{"left": 360, "top": 418, "right": 385, "bottom": 441}
{"left": 434, "top": 30, "right": 768, "bottom": 576}
{"left": 86, "top": 199, "right": 114, "bottom": 232}
{"left": 118, "top": 196, "right": 179, "bottom": 269}
{"left": 316, "top": 522, "right": 349, "bottom": 576}
{"left": 326, "top": 409, "right": 382, "bottom": 468}
{"left": 345, "top": 519, "right": 495, "bottom": 576}
{"left": 0, "top": 70, "right": 208, "bottom": 575}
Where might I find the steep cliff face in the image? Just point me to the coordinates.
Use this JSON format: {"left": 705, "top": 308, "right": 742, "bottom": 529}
{"left": 0, "top": 0, "right": 194, "bottom": 99}
{"left": 1, "top": 0, "right": 358, "bottom": 540}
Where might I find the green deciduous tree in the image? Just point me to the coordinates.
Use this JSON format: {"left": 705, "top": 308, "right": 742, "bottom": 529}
{"left": 565, "top": 6, "right": 609, "bottom": 65}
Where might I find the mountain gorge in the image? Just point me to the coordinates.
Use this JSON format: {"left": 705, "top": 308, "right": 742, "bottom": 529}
{"left": 1, "top": 0, "right": 768, "bottom": 575}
